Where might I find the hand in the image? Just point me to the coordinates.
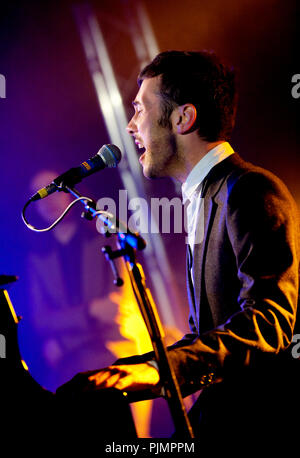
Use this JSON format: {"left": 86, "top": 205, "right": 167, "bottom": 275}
{"left": 88, "top": 363, "right": 160, "bottom": 392}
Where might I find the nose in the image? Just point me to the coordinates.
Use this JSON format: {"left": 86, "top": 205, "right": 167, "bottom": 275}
{"left": 126, "top": 116, "right": 137, "bottom": 135}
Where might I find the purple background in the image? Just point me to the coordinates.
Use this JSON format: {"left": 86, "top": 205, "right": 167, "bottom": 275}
{"left": 0, "top": 0, "right": 299, "bottom": 437}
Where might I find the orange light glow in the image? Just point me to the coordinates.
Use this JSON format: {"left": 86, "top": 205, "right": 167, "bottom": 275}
{"left": 105, "top": 260, "right": 186, "bottom": 437}
{"left": 106, "top": 261, "right": 154, "bottom": 437}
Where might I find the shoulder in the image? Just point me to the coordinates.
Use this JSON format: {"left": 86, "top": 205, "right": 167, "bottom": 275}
{"left": 205, "top": 154, "right": 299, "bottom": 237}
{"left": 227, "top": 154, "right": 289, "bottom": 192}
{"left": 218, "top": 154, "right": 297, "bottom": 209}
{"left": 217, "top": 156, "right": 299, "bottom": 245}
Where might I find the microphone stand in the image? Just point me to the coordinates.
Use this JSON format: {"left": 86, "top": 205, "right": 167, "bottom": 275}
{"left": 64, "top": 185, "right": 195, "bottom": 438}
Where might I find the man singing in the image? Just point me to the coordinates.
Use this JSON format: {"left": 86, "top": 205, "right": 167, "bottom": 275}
{"left": 59, "top": 51, "right": 299, "bottom": 444}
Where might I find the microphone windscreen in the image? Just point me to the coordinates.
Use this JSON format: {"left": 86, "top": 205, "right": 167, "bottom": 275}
{"left": 99, "top": 144, "right": 122, "bottom": 167}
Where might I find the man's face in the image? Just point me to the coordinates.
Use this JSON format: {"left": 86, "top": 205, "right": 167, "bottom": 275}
{"left": 127, "top": 76, "right": 178, "bottom": 179}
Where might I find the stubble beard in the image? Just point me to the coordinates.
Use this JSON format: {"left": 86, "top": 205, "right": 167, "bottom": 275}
{"left": 143, "top": 129, "right": 179, "bottom": 180}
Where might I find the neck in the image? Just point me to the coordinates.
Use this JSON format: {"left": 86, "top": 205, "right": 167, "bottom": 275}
{"left": 172, "top": 137, "right": 225, "bottom": 183}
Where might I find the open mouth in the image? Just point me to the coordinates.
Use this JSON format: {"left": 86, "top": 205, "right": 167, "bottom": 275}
{"left": 134, "top": 138, "right": 144, "bottom": 150}
{"left": 138, "top": 150, "right": 146, "bottom": 163}
{"left": 134, "top": 139, "right": 146, "bottom": 161}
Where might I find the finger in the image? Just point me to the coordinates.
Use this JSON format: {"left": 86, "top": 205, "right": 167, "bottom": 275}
{"left": 88, "top": 367, "right": 123, "bottom": 386}
{"left": 114, "top": 374, "right": 134, "bottom": 391}
{"left": 88, "top": 366, "right": 116, "bottom": 380}
{"left": 89, "top": 371, "right": 111, "bottom": 385}
{"left": 99, "top": 372, "right": 123, "bottom": 388}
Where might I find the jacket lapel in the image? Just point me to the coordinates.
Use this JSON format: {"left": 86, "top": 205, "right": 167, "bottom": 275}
{"left": 186, "top": 245, "right": 197, "bottom": 330}
{"left": 190, "top": 154, "right": 241, "bottom": 331}
{"left": 192, "top": 196, "right": 217, "bottom": 328}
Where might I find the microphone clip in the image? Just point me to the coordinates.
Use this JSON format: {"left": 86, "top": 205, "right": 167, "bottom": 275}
{"left": 80, "top": 200, "right": 97, "bottom": 221}
{"left": 101, "top": 245, "right": 124, "bottom": 287}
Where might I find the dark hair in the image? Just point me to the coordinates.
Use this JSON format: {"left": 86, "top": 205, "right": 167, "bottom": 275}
{"left": 138, "top": 50, "right": 237, "bottom": 142}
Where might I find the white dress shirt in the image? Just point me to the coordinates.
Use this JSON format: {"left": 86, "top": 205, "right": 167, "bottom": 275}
{"left": 148, "top": 143, "right": 235, "bottom": 382}
{"left": 182, "top": 142, "right": 235, "bottom": 256}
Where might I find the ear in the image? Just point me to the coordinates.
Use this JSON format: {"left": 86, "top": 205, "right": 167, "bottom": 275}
{"left": 174, "top": 104, "right": 197, "bottom": 134}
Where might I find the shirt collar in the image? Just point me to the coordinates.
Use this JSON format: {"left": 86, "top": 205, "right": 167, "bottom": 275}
{"left": 182, "top": 142, "right": 235, "bottom": 203}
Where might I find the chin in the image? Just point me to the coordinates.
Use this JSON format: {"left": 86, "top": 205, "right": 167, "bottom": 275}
{"left": 142, "top": 157, "right": 165, "bottom": 179}
{"left": 143, "top": 168, "right": 155, "bottom": 179}
{"left": 144, "top": 169, "right": 164, "bottom": 180}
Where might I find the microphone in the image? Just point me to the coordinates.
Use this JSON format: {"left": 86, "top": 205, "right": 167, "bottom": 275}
{"left": 30, "top": 144, "right": 122, "bottom": 201}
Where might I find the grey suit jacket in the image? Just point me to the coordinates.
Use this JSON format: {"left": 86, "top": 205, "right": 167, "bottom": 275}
{"left": 116, "top": 153, "right": 299, "bottom": 398}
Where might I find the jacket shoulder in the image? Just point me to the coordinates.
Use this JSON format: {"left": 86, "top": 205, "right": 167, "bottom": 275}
{"left": 212, "top": 153, "right": 297, "bottom": 207}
